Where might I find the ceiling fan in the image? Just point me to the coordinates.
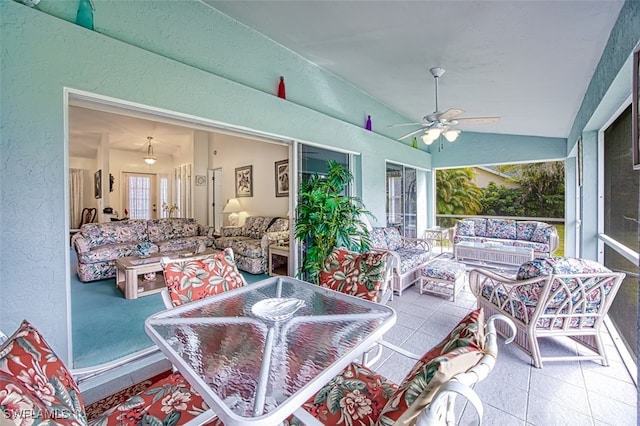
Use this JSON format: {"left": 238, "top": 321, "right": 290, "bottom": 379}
{"left": 390, "top": 67, "right": 500, "bottom": 146}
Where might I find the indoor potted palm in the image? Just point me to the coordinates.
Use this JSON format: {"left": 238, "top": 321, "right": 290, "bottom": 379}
{"left": 295, "top": 160, "right": 372, "bottom": 284}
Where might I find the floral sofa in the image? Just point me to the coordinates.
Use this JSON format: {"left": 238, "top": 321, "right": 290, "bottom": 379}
{"left": 214, "top": 216, "right": 289, "bottom": 274}
{"left": 71, "top": 218, "right": 212, "bottom": 282}
{"left": 370, "top": 226, "right": 433, "bottom": 296}
{"left": 453, "top": 218, "right": 559, "bottom": 257}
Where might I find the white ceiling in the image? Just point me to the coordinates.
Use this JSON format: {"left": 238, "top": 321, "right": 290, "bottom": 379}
{"left": 70, "top": 0, "right": 626, "bottom": 158}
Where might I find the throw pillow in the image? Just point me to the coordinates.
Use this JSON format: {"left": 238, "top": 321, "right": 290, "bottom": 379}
{"left": 470, "top": 218, "right": 488, "bottom": 237}
{"left": 376, "top": 308, "right": 485, "bottom": 426}
{"left": 516, "top": 221, "right": 538, "bottom": 241}
{"left": 0, "top": 320, "right": 87, "bottom": 425}
{"left": 486, "top": 218, "right": 516, "bottom": 240}
{"left": 163, "top": 247, "right": 246, "bottom": 307}
{"left": 456, "top": 220, "right": 475, "bottom": 237}
{"left": 319, "top": 247, "right": 388, "bottom": 302}
{"left": 530, "top": 223, "right": 553, "bottom": 243}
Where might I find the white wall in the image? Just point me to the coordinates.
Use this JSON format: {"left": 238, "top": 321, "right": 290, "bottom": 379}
{"left": 211, "top": 133, "right": 289, "bottom": 223}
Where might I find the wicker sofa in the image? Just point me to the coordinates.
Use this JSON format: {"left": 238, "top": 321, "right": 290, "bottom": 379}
{"left": 370, "top": 226, "right": 433, "bottom": 296}
{"left": 214, "top": 216, "right": 289, "bottom": 274}
{"left": 453, "top": 218, "right": 559, "bottom": 258}
{"left": 71, "top": 218, "right": 212, "bottom": 282}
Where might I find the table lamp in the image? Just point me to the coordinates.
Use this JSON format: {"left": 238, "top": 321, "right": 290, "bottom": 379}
{"left": 223, "top": 198, "right": 242, "bottom": 226}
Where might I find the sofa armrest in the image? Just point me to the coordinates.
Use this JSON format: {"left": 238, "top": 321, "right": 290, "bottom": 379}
{"left": 400, "top": 236, "right": 432, "bottom": 252}
{"left": 548, "top": 228, "right": 559, "bottom": 255}
{"left": 71, "top": 232, "right": 90, "bottom": 254}
{"left": 220, "top": 226, "right": 244, "bottom": 237}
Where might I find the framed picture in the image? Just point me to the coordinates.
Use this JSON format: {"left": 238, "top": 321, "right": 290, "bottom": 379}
{"left": 94, "top": 169, "right": 102, "bottom": 199}
{"left": 633, "top": 49, "right": 640, "bottom": 169}
{"left": 275, "top": 160, "right": 289, "bottom": 197}
{"left": 235, "top": 165, "right": 253, "bottom": 197}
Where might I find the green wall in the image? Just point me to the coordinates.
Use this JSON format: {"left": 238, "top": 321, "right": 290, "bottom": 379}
{"left": 1, "top": 0, "right": 637, "bottom": 367}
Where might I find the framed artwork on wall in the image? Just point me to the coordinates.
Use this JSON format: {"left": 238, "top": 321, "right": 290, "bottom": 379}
{"left": 235, "top": 165, "right": 253, "bottom": 197}
{"left": 632, "top": 49, "right": 639, "bottom": 169}
{"left": 94, "top": 169, "right": 102, "bottom": 199}
{"left": 275, "top": 159, "right": 289, "bottom": 197}
{"left": 195, "top": 175, "right": 207, "bottom": 186}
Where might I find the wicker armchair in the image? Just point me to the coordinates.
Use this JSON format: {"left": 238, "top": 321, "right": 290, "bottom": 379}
{"left": 469, "top": 257, "right": 625, "bottom": 368}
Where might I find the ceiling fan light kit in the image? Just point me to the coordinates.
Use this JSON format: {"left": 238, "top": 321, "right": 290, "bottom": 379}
{"left": 389, "top": 66, "right": 499, "bottom": 150}
{"left": 144, "top": 136, "right": 157, "bottom": 165}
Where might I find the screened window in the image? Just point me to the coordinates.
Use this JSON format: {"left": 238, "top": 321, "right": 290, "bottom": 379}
{"left": 603, "top": 104, "right": 639, "bottom": 359}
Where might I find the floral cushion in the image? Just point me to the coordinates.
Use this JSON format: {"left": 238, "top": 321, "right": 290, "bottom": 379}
{"left": 243, "top": 216, "right": 271, "bottom": 240}
{"left": 163, "top": 248, "right": 246, "bottom": 307}
{"left": 383, "top": 227, "right": 404, "bottom": 251}
{"left": 516, "top": 221, "right": 538, "bottom": 241}
{"left": 469, "top": 218, "right": 488, "bottom": 237}
{"left": 455, "top": 220, "right": 475, "bottom": 237}
{"left": 79, "top": 219, "right": 149, "bottom": 249}
{"left": 0, "top": 320, "right": 87, "bottom": 425}
{"left": 376, "top": 308, "right": 485, "bottom": 426}
{"left": 421, "top": 259, "right": 466, "bottom": 282}
{"left": 516, "top": 257, "right": 611, "bottom": 280}
{"left": 90, "top": 373, "right": 210, "bottom": 425}
{"left": 285, "top": 362, "right": 398, "bottom": 426}
{"left": 319, "top": 248, "right": 388, "bottom": 302}
{"left": 147, "top": 218, "right": 199, "bottom": 243}
{"left": 266, "top": 217, "right": 289, "bottom": 233}
{"left": 530, "top": 223, "right": 554, "bottom": 243}
{"left": 486, "top": 218, "right": 516, "bottom": 240}
{"left": 395, "top": 247, "right": 431, "bottom": 274}
{"left": 370, "top": 228, "right": 389, "bottom": 250}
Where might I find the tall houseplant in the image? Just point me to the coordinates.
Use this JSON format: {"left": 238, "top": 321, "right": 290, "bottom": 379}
{"left": 295, "top": 160, "right": 372, "bottom": 284}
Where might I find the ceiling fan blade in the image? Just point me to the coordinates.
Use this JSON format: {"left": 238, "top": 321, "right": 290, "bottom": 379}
{"left": 397, "top": 128, "right": 426, "bottom": 140}
{"left": 455, "top": 116, "right": 501, "bottom": 125}
{"left": 438, "top": 108, "right": 464, "bottom": 121}
{"left": 387, "top": 122, "right": 425, "bottom": 128}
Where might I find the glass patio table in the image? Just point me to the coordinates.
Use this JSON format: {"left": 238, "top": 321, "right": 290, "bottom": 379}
{"left": 145, "top": 276, "right": 396, "bottom": 426}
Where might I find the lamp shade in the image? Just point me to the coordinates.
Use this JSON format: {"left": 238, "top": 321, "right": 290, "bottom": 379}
{"left": 223, "top": 198, "right": 242, "bottom": 226}
{"left": 223, "top": 198, "right": 242, "bottom": 213}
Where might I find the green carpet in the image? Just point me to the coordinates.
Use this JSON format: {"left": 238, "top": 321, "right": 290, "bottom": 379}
{"left": 70, "top": 250, "right": 269, "bottom": 370}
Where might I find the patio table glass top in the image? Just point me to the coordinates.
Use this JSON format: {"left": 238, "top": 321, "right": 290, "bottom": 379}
{"left": 145, "top": 276, "right": 396, "bottom": 425}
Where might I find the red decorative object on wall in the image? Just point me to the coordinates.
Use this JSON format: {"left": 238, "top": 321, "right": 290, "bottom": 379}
{"left": 277, "top": 76, "right": 286, "bottom": 99}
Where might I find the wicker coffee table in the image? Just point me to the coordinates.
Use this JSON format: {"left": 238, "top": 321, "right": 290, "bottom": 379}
{"left": 454, "top": 241, "right": 533, "bottom": 266}
{"left": 115, "top": 248, "right": 217, "bottom": 299}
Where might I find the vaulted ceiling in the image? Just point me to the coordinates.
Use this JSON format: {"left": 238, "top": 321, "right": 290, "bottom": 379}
{"left": 70, "top": 1, "right": 626, "bottom": 158}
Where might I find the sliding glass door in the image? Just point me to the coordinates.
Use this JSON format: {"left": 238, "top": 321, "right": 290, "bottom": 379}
{"left": 386, "top": 162, "right": 417, "bottom": 237}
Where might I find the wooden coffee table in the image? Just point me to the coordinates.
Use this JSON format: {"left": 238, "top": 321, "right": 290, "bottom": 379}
{"left": 115, "top": 248, "right": 217, "bottom": 299}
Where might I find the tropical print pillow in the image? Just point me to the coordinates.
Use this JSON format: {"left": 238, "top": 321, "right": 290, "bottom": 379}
{"left": 0, "top": 320, "right": 87, "bottom": 425}
{"left": 163, "top": 247, "right": 246, "bottom": 307}
{"left": 376, "top": 308, "right": 485, "bottom": 426}
{"left": 319, "top": 247, "right": 388, "bottom": 302}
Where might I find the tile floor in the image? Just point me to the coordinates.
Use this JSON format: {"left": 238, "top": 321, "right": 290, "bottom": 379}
{"left": 373, "top": 280, "right": 638, "bottom": 425}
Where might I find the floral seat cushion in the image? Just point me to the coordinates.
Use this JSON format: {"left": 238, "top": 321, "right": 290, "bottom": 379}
{"left": 319, "top": 247, "right": 388, "bottom": 302}
{"left": 0, "top": 320, "right": 87, "bottom": 425}
{"left": 376, "top": 308, "right": 485, "bottom": 426}
{"left": 89, "top": 373, "right": 210, "bottom": 425}
{"left": 421, "top": 259, "right": 466, "bottom": 282}
{"left": 162, "top": 248, "right": 246, "bottom": 307}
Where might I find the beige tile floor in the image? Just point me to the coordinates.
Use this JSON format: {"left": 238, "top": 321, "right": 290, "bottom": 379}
{"left": 373, "top": 277, "right": 638, "bottom": 425}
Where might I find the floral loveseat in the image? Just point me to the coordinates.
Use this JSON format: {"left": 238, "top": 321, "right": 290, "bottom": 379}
{"left": 453, "top": 218, "right": 559, "bottom": 258}
{"left": 72, "top": 218, "right": 212, "bottom": 282}
{"left": 370, "top": 226, "right": 433, "bottom": 296}
{"left": 214, "top": 216, "right": 289, "bottom": 274}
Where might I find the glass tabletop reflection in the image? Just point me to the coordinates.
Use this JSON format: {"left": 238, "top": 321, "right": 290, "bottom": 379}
{"left": 145, "top": 276, "right": 396, "bottom": 426}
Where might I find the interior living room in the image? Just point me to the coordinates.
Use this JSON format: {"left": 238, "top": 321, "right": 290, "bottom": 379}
{"left": 2, "top": 0, "right": 639, "bottom": 424}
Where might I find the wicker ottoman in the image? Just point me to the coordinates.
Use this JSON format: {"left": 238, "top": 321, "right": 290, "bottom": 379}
{"left": 419, "top": 259, "right": 466, "bottom": 301}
